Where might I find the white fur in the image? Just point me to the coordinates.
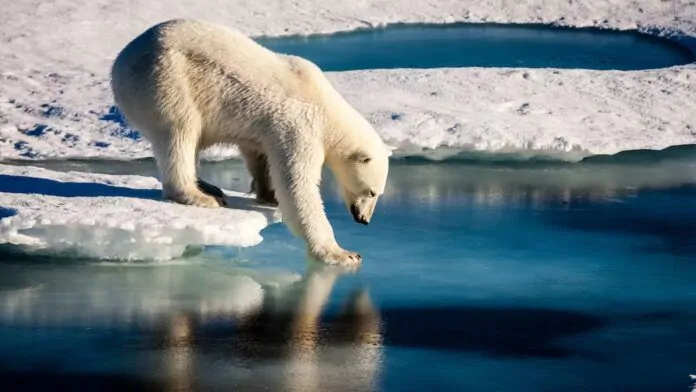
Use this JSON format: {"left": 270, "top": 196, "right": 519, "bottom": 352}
{"left": 110, "top": 19, "right": 390, "bottom": 265}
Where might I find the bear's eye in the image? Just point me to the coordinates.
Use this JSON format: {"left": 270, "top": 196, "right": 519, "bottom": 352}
{"left": 349, "top": 151, "right": 371, "bottom": 164}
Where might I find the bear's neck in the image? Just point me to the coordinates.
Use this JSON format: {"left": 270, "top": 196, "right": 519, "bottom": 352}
{"left": 322, "top": 105, "right": 373, "bottom": 154}
{"left": 322, "top": 123, "right": 370, "bottom": 167}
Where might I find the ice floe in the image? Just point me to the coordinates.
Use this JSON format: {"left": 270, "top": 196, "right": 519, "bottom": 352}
{"left": 0, "top": 164, "right": 280, "bottom": 261}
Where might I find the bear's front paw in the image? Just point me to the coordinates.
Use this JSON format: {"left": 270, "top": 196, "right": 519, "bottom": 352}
{"left": 310, "top": 246, "right": 362, "bottom": 265}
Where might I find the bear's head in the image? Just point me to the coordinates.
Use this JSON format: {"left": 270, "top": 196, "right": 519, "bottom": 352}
{"left": 330, "top": 140, "right": 391, "bottom": 225}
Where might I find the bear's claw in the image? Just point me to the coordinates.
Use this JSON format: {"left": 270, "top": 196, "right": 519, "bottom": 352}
{"left": 214, "top": 195, "right": 228, "bottom": 207}
{"left": 310, "top": 247, "right": 363, "bottom": 265}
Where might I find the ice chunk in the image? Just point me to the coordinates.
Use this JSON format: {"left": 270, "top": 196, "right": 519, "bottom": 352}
{"left": 0, "top": 164, "right": 281, "bottom": 261}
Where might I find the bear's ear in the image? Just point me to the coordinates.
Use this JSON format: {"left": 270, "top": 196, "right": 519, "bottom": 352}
{"left": 349, "top": 151, "right": 372, "bottom": 164}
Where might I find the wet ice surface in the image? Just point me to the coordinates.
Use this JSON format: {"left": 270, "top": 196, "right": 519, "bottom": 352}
{"left": 0, "top": 159, "right": 695, "bottom": 391}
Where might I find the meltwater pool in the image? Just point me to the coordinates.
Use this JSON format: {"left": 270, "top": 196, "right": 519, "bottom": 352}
{"left": 255, "top": 23, "right": 694, "bottom": 71}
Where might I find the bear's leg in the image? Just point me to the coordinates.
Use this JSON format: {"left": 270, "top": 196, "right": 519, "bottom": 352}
{"left": 239, "top": 147, "right": 278, "bottom": 206}
{"left": 152, "top": 124, "right": 224, "bottom": 208}
{"left": 264, "top": 137, "right": 362, "bottom": 265}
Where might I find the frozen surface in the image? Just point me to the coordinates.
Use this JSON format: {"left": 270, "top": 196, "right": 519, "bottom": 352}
{"left": 0, "top": 164, "right": 279, "bottom": 261}
{"left": 336, "top": 67, "right": 696, "bottom": 159}
{"left": 0, "top": 0, "right": 695, "bottom": 161}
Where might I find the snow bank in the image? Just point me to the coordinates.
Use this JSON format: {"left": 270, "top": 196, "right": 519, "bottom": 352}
{"left": 331, "top": 66, "right": 696, "bottom": 159}
{"left": 0, "top": 0, "right": 695, "bottom": 161}
{"left": 0, "top": 164, "right": 280, "bottom": 261}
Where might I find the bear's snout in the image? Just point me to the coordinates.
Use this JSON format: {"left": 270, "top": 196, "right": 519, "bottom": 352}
{"left": 350, "top": 203, "right": 370, "bottom": 225}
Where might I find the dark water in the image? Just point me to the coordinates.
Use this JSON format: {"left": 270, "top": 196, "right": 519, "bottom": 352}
{"left": 0, "top": 159, "right": 695, "bottom": 391}
{"left": 254, "top": 23, "right": 695, "bottom": 71}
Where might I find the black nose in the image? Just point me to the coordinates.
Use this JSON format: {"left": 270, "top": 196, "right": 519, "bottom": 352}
{"left": 350, "top": 205, "right": 369, "bottom": 225}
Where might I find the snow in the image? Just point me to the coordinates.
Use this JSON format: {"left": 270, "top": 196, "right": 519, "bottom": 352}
{"left": 336, "top": 67, "right": 696, "bottom": 159}
{"left": 0, "top": 0, "right": 695, "bottom": 161}
{"left": 0, "top": 164, "right": 280, "bottom": 261}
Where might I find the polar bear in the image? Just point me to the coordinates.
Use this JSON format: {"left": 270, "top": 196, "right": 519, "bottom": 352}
{"left": 110, "top": 19, "right": 390, "bottom": 265}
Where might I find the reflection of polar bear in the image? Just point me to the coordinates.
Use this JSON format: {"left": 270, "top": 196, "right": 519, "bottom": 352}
{"left": 0, "top": 261, "right": 382, "bottom": 391}
{"left": 111, "top": 19, "right": 390, "bottom": 264}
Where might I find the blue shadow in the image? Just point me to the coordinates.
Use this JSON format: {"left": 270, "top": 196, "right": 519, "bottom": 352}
{"left": 0, "top": 174, "right": 270, "bottom": 214}
{"left": 0, "top": 174, "right": 160, "bottom": 199}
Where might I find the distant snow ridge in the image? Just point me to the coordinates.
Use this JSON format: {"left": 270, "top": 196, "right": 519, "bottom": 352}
{"left": 0, "top": 164, "right": 280, "bottom": 261}
{"left": 1, "top": 0, "right": 695, "bottom": 162}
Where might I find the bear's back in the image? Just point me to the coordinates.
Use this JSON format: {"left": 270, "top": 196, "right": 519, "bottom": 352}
{"left": 122, "top": 20, "right": 335, "bottom": 105}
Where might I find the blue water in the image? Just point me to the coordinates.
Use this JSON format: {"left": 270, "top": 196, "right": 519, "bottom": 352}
{"left": 0, "top": 159, "right": 694, "bottom": 391}
{"left": 255, "top": 23, "right": 695, "bottom": 71}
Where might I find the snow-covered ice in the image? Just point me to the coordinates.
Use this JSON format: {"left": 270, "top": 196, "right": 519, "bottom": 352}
{"left": 0, "top": 164, "right": 280, "bottom": 261}
{"left": 0, "top": 0, "right": 695, "bottom": 161}
{"left": 337, "top": 67, "right": 696, "bottom": 159}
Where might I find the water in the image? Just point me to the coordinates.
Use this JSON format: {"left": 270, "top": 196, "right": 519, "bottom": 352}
{"left": 0, "top": 158, "right": 695, "bottom": 391}
{"left": 255, "top": 23, "right": 695, "bottom": 71}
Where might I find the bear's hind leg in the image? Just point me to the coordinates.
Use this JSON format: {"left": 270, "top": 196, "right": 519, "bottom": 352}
{"left": 152, "top": 123, "right": 224, "bottom": 208}
{"left": 240, "top": 147, "right": 278, "bottom": 206}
